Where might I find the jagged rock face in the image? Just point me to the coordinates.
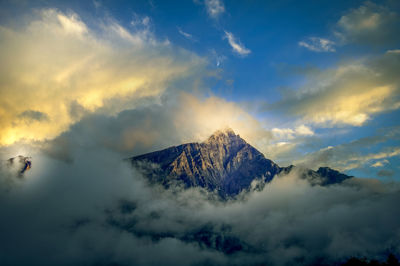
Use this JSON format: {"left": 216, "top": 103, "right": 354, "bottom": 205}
{"left": 130, "top": 128, "right": 351, "bottom": 197}
{"left": 131, "top": 129, "right": 279, "bottom": 196}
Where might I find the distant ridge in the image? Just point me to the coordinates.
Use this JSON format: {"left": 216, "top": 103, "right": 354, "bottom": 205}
{"left": 130, "top": 128, "right": 352, "bottom": 197}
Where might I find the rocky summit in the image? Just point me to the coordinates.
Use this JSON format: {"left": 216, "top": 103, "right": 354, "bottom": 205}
{"left": 130, "top": 128, "right": 352, "bottom": 197}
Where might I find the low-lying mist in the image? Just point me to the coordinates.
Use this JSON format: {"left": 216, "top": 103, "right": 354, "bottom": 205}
{"left": 0, "top": 142, "right": 399, "bottom": 266}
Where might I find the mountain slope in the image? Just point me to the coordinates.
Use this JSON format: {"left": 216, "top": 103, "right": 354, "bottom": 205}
{"left": 130, "top": 128, "right": 352, "bottom": 197}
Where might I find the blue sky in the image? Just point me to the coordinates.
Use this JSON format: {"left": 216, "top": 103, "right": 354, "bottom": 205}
{"left": 0, "top": 0, "right": 399, "bottom": 180}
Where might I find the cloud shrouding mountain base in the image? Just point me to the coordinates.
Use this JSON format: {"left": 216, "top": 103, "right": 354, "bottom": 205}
{"left": 0, "top": 142, "right": 399, "bottom": 266}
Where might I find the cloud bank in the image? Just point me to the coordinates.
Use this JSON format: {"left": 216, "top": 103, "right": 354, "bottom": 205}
{"left": 1, "top": 141, "right": 399, "bottom": 266}
{"left": 276, "top": 50, "right": 400, "bottom": 126}
{"left": 0, "top": 8, "right": 205, "bottom": 146}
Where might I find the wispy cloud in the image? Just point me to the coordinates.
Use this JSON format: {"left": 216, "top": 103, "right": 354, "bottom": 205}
{"left": 177, "top": 27, "right": 196, "bottom": 41}
{"left": 130, "top": 13, "right": 151, "bottom": 28}
{"left": 299, "top": 37, "right": 336, "bottom": 52}
{"left": 205, "top": 0, "right": 225, "bottom": 19}
{"left": 210, "top": 49, "right": 226, "bottom": 67}
{"left": 224, "top": 31, "right": 251, "bottom": 56}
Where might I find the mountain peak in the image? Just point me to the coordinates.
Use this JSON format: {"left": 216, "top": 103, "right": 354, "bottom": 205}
{"left": 205, "top": 128, "right": 244, "bottom": 146}
{"left": 130, "top": 130, "right": 352, "bottom": 197}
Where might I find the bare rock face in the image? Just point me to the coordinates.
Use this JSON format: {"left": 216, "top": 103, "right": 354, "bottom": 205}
{"left": 130, "top": 129, "right": 351, "bottom": 197}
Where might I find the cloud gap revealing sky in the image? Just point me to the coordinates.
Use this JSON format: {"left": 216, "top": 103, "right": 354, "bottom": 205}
{"left": 0, "top": 1, "right": 400, "bottom": 266}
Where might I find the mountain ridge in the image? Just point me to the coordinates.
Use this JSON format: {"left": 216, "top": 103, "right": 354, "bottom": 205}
{"left": 130, "top": 128, "right": 352, "bottom": 197}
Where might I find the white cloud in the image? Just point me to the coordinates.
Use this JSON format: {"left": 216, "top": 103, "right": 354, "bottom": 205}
{"left": 224, "top": 31, "right": 251, "bottom": 56}
{"left": 299, "top": 37, "right": 336, "bottom": 52}
{"left": 205, "top": 0, "right": 225, "bottom": 19}
{"left": 272, "top": 125, "right": 314, "bottom": 140}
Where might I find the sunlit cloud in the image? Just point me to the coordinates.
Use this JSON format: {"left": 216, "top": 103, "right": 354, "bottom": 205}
{"left": 371, "top": 159, "right": 389, "bottom": 168}
{"left": 39, "top": 92, "right": 274, "bottom": 161}
{"left": 0, "top": 8, "right": 205, "bottom": 146}
{"left": 272, "top": 125, "right": 314, "bottom": 140}
{"left": 276, "top": 51, "right": 400, "bottom": 126}
{"left": 173, "top": 94, "right": 272, "bottom": 148}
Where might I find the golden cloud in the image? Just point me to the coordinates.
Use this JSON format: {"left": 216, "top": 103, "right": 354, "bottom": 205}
{"left": 173, "top": 93, "right": 273, "bottom": 152}
{"left": 280, "top": 51, "right": 400, "bottom": 126}
{"left": 0, "top": 9, "right": 205, "bottom": 146}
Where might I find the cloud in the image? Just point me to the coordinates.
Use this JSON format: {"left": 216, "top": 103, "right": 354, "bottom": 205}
{"left": 0, "top": 8, "right": 206, "bottom": 146}
{"left": 371, "top": 159, "right": 389, "bottom": 168}
{"left": 268, "top": 126, "right": 400, "bottom": 171}
{"left": 335, "top": 1, "right": 399, "bottom": 45}
{"left": 299, "top": 37, "right": 336, "bottom": 52}
{"left": 298, "top": 2, "right": 399, "bottom": 50}
{"left": 205, "top": 0, "right": 225, "bottom": 19}
{"left": 274, "top": 50, "right": 400, "bottom": 126}
{"left": 387, "top": 49, "right": 400, "bottom": 54}
{"left": 17, "top": 110, "right": 49, "bottom": 122}
{"left": 224, "top": 31, "right": 251, "bottom": 56}
{"left": 177, "top": 27, "right": 196, "bottom": 41}
{"left": 377, "top": 169, "right": 394, "bottom": 177}
{"left": 1, "top": 142, "right": 400, "bottom": 265}
{"left": 41, "top": 92, "right": 273, "bottom": 161}
{"left": 294, "top": 139, "right": 400, "bottom": 172}
{"left": 130, "top": 13, "right": 151, "bottom": 28}
{"left": 209, "top": 49, "right": 226, "bottom": 67}
{"left": 262, "top": 125, "right": 316, "bottom": 164}
{"left": 272, "top": 125, "right": 314, "bottom": 140}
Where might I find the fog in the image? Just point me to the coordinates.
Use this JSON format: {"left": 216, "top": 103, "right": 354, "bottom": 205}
{"left": 1, "top": 140, "right": 399, "bottom": 266}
